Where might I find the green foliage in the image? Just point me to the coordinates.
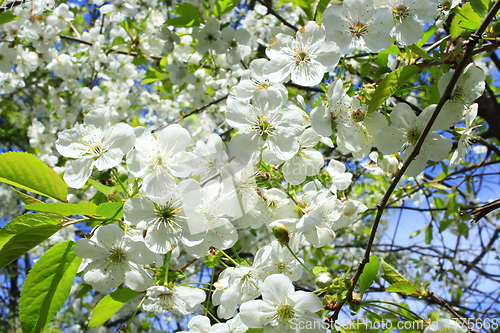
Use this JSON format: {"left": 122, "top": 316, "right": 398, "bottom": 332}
{"left": 0, "top": 214, "right": 59, "bottom": 250}
{"left": 0, "top": 152, "right": 67, "bottom": 202}
{"left": 96, "top": 202, "right": 124, "bottom": 219}
{"left": 165, "top": 3, "right": 202, "bottom": 27}
{"left": 0, "top": 222, "right": 62, "bottom": 269}
{"left": 380, "top": 258, "right": 410, "bottom": 285}
{"left": 368, "top": 65, "right": 419, "bottom": 113}
{"left": 277, "top": 0, "right": 315, "bottom": 21}
{"left": 213, "top": 0, "right": 239, "bottom": 16}
{"left": 19, "top": 241, "right": 81, "bottom": 333}
{"left": 25, "top": 202, "right": 97, "bottom": 216}
{"left": 0, "top": 11, "right": 19, "bottom": 25}
{"left": 358, "top": 255, "right": 379, "bottom": 296}
{"left": 89, "top": 289, "right": 141, "bottom": 327}
{"left": 451, "top": 3, "right": 482, "bottom": 39}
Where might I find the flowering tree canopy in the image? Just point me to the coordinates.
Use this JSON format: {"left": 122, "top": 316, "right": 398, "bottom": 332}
{"left": 1, "top": 0, "right": 500, "bottom": 332}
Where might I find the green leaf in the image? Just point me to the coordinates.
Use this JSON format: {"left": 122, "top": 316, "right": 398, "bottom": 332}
{"left": 368, "top": 65, "right": 419, "bottom": 113}
{"left": 458, "top": 222, "right": 469, "bottom": 239}
{"left": 359, "top": 256, "right": 379, "bottom": 296}
{"left": 213, "top": 0, "right": 239, "bottom": 16}
{"left": 165, "top": 3, "right": 201, "bottom": 27}
{"left": 11, "top": 187, "right": 44, "bottom": 206}
{"left": 0, "top": 223, "right": 62, "bottom": 270}
{"left": 96, "top": 202, "right": 124, "bottom": 219}
{"left": 0, "top": 11, "right": 19, "bottom": 25}
{"left": 424, "top": 182, "right": 450, "bottom": 190}
{"left": 19, "top": 241, "right": 81, "bottom": 333}
{"left": 459, "top": 20, "right": 482, "bottom": 31}
{"left": 417, "top": 25, "right": 438, "bottom": 47}
{"left": 470, "top": 0, "right": 488, "bottom": 17}
{"left": 425, "top": 223, "right": 433, "bottom": 245}
{"left": 450, "top": 3, "right": 482, "bottom": 39}
{"left": 0, "top": 152, "right": 67, "bottom": 202}
{"left": 408, "top": 44, "right": 433, "bottom": 60}
{"left": 439, "top": 219, "right": 454, "bottom": 232}
{"left": 0, "top": 214, "right": 60, "bottom": 250}
{"left": 385, "top": 281, "right": 419, "bottom": 295}
{"left": 316, "top": 0, "right": 330, "bottom": 22}
{"left": 380, "top": 258, "right": 410, "bottom": 285}
{"left": 89, "top": 289, "right": 141, "bottom": 327}
{"left": 87, "top": 178, "right": 115, "bottom": 196}
{"left": 111, "top": 36, "right": 126, "bottom": 47}
{"left": 25, "top": 202, "right": 97, "bottom": 216}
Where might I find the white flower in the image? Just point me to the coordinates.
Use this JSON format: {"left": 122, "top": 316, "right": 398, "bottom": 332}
{"left": 192, "top": 16, "right": 228, "bottom": 54}
{"left": 449, "top": 104, "right": 479, "bottom": 169}
{"left": 142, "top": 285, "right": 206, "bottom": 314}
{"left": 262, "top": 240, "right": 303, "bottom": 281}
{"left": 263, "top": 21, "right": 340, "bottom": 86}
{"left": 180, "top": 316, "right": 230, "bottom": 333}
{"left": 239, "top": 274, "right": 325, "bottom": 333}
{"left": 123, "top": 185, "right": 205, "bottom": 254}
{"left": 221, "top": 26, "right": 251, "bottom": 65}
{"left": 376, "top": 0, "right": 435, "bottom": 45}
{"left": 193, "top": 133, "right": 229, "bottom": 183}
{"left": 424, "top": 319, "right": 467, "bottom": 333}
{"left": 73, "top": 224, "right": 156, "bottom": 292}
{"left": 226, "top": 88, "right": 305, "bottom": 160}
{"left": 56, "top": 108, "right": 136, "bottom": 188}
{"left": 100, "top": 0, "right": 136, "bottom": 23}
{"left": 325, "top": 159, "right": 353, "bottom": 193}
{"left": 438, "top": 63, "right": 485, "bottom": 126}
{"left": 263, "top": 128, "right": 324, "bottom": 185}
{"left": 126, "top": 125, "right": 199, "bottom": 197}
{"left": 375, "top": 103, "right": 452, "bottom": 177}
{"left": 230, "top": 59, "right": 288, "bottom": 102}
{"left": 323, "top": 0, "right": 393, "bottom": 53}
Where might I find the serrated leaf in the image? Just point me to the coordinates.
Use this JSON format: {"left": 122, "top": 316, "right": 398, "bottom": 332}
{"left": 417, "top": 25, "right": 438, "bottom": 47}
{"left": 470, "top": 0, "right": 488, "bottom": 17}
{"left": 459, "top": 20, "right": 482, "bottom": 30}
{"left": 87, "top": 178, "right": 115, "bottom": 196}
{"left": 165, "top": 3, "right": 201, "bottom": 27}
{"left": 25, "top": 202, "right": 97, "bottom": 216}
{"left": 0, "top": 11, "right": 19, "bottom": 25}
{"left": 0, "top": 214, "right": 60, "bottom": 250}
{"left": 11, "top": 187, "right": 44, "bottom": 206}
{"left": 0, "top": 152, "right": 67, "bottom": 202}
{"left": 380, "top": 258, "right": 410, "bottom": 285}
{"left": 408, "top": 44, "right": 433, "bottom": 60}
{"left": 368, "top": 65, "right": 419, "bottom": 113}
{"left": 359, "top": 255, "right": 379, "bottom": 296}
{"left": 89, "top": 289, "right": 141, "bottom": 327}
{"left": 385, "top": 281, "right": 419, "bottom": 295}
{"left": 0, "top": 223, "right": 62, "bottom": 269}
{"left": 425, "top": 223, "right": 433, "bottom": 245}
{"left": 19, "top": 241, "right": 81, "bottom": 333}
{"left": 450, "top": 3, "right": 482, "bottom": 39}
{"left": 213, "top": 0, "right": 239, "bottom": 16}
{"left": 424, "top": 182, "right": 450, "bottom": 190}
{"left": 96, "top": 202, "right": 124, "bottom": 219}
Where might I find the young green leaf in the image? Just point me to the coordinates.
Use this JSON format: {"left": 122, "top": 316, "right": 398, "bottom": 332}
{"left": 0, "top": 214, "right": 60, "bottom": 250}
{"left": 213, "top": 0, "right": 239, "bottom": 16}
{"left": 89, "top": 289, "right": 141, "bottom": 327}
{"left": 25, "top": 202, "right": 97, "bottom": 216}
{"left": 0, "top": 223, "right": 62, "bottom": 269}
{"left": 96, "top": 202, "right": 124, "bottom": 219}
{"left": 368, "top": 65, "right": 419, "bottom": 113}
{"left": 380, "top": 258, "right": 410, "bottom": 285}
{"left": 0, "top": 152, "right": 67, "bottom": 202}
{"left": 359, "top": 255, "right": 379, "bottom": 296}
{"left": 0, "top": 11, "right": 19, "bottom": 25}
{"left": 19, "top": 241, "right": 82, "bottom": 333}
{"left": 385, "top": 281, "right": 419, "bottom": 295}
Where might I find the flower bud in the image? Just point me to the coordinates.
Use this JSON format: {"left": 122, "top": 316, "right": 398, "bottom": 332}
{"left": 316, "top": 272, "right": 332, "bottom": 288}
{"left": 271, "top": 222, "right": 289, "bottom": 245}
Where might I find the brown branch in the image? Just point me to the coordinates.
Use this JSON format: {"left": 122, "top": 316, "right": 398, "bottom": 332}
{"left": 256, "top": 0, "right": 299, "bottom": 32}
{"left": 428, "top": 290, "right": 479, "bottom": 333}
{"left": 327, "top": 0, "right": 500, "bottom": 325}
{"left": 470, "top": 198, "right": 500, "bottom": 223}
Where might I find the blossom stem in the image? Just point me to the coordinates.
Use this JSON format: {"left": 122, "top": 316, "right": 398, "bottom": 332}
{"left": 204, "top": 268, "right": 216, "bottom": 317}
{"left": 125, "top": 296, "right": 146, "bottom": 331}
{"left": 362, "top": 300, "right": 425, "bottom": 320}
{"left": 164, "top": 251, "right": 172, "bottom": 286}
{"left": 284, "top": 243, "right": 315, "bottom": 277}
{"left": 111, "top": 168, "right": 130, "bottom": 198}
{"left": 220, "top": 250, "right": 240, "bottom": 266}
{"left": 200, "top": 304, "right": 220, "bottom": 323}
